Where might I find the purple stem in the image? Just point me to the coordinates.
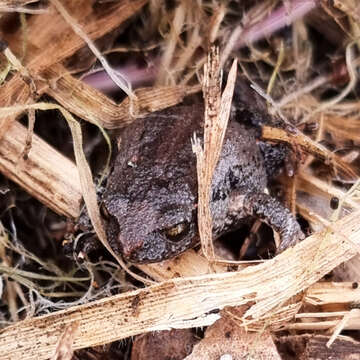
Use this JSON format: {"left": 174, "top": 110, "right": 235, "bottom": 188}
{"left": 236, "top": 0, "right": 320, "bottom": 48}
{"left": 83, "top": 62, "right": 158, "bottom": 93}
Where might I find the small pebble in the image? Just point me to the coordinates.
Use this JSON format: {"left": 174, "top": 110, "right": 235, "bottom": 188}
{"left": 220, "top": 354, "right": 233, "bottom": 360}
{"left": 330, "top": 196, "right": 339, "bottom": 210}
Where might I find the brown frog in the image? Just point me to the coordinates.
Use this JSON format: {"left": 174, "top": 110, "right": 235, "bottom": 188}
{"left": 99, "top": 98, "right": 304, "bottom": 263}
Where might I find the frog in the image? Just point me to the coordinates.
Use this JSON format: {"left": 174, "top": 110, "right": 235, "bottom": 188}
{"left": 99, "top": 96, "right": 304, "bottom": 263}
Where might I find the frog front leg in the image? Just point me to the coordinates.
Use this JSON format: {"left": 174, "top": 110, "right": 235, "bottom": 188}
{"left": 228, "top": 192, "right": 304, "bottom": 253}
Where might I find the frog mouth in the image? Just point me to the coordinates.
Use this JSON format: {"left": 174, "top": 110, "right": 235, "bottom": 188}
{"left": 118, "top": 235, "right": 144, "bottom": 260}
{"left": 118, "top": 232, "right": 197, "bottom": 263}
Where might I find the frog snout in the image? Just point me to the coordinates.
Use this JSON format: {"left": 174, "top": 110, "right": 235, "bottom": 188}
{"left": 117, "top": 233, "right": 144, "bottom": 259}
{"left": 117, "top": 230, "right": 195, "bottom": 263}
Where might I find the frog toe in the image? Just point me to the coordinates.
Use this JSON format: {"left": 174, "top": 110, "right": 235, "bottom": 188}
{"left": 277, "top": 222, "right": 305, "bottom": 253}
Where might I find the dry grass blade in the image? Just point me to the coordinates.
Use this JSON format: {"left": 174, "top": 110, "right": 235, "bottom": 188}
{"left": 63, "top": 106, "right": 151, "bottom": 284}
{"left": 193, "top": 47, "right": 237, "bottom": 261}
{"left": 1, "top": 209, "right": 360, "bottom": 359}
{"left": 50, "top": 0, "right": 133, "bottom": 98}
{"left": 193, "top": 47, "right": 221, "bottom": 261}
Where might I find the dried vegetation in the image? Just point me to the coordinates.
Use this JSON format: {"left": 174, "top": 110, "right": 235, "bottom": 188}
{"left": 0, "top": 0, "right": 360, "bottom": 359}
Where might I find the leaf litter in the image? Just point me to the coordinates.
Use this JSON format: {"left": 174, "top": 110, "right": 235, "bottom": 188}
{"left": 0, "top": 0, "right": 360, "bottom": 358}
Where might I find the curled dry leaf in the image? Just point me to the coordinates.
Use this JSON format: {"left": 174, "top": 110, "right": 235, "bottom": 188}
{"left": 184, "top": 317, "right": 281, "bottom": 360}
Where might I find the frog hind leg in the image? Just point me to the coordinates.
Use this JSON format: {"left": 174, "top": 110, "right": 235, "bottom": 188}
{"left": 229, "top": 191, "right": 304, "bottom": 253}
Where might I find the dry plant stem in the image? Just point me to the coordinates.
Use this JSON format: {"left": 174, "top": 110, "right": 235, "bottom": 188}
{"left": 284, "top": 320, "right": 360, "bottom": 331}
{"left": 42, "top": 66, "right": 200, "bottom": 129}
{"left": 289, "top": 176, "right": 297, "bottom": 214}
{"left": 239, "top": 220, "right": 261, "bottom": 259}
{"left": 193, "top": 48, "right": 236, "bottom": 261}
{"left": 156, "top": 4, "right": 185, "bottom": 85}
{"left": 296, "top": 311, "right": 348, "bottom": 318}
{"left": 19, "top": 12, "right": 28, "bottom": 61}
{"left": 325, "top": 114, "right": 360, "bottom": 143}
{"left": 172, "top": 28, "right": 202, "bottom": 82}
{"left": 3, "top": 47, "right": 31, "bottom": 81}
{"left": 207, "top": 3, "right": 226, "bottom": 44}
{"left": 4, "top": 275, "right": 18, "bottom": 323}
{"left": 193, "top": 47, "right": 221, "bottom": 261}
{"left": 21, "top": 108, "right": 35, "bottom": 160}
{"left": 2, "top": 210, "right": 360, "bottom": 359}
{"left": 82, "top": 61, "right": 158, "bottom": 91}
{"left": 0, "top": 7, "right": 46, "bottom": 15}
{"left": 230, "top": 302, "right": 304, "bottom": 332}
{"left": 0, "top": 73, "right": 31, "bottom": 142}
{"left": 220, "top": 25, "right": 243, "bottom": 67}
{"left": 262, "top": 125, "right": 357, "bottom": 179}
{"left": 231, "top": 0, "right": 319, "bottom": 52}
{"left": 275, "top": 74, "right": 329, "bottom": 109}
{"left": 266, "top": 40, "right": 285, "bottom": 100}
{"left": 0, "top": 7, "right": 45, "bottom": 14}
{"left": 0, "top": 121, "right": 81, "bottom": 218}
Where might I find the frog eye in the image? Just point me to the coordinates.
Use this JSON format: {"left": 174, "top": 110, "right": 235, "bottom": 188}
{"left": 100, "top": 202, "right": 110, "bottom": 219}
{"left": 163, "top": 222, "right": 189, "bottom": 242}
